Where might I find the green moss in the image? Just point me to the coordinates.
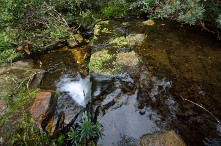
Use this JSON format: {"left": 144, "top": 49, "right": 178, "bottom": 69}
{"left": 108, "top": 34, "right": 146, "bottom": 47}
{"left": 89, "top": 50, "right": 121, "bottom": 75}
{"left": 89, "top": 50, "right": 139, "bottom": 76}
{"left": 101, "top": 28, "right": 113, "bottom": 33}
{"left": 99, "top": 21, "right": 110, "bottom": 25}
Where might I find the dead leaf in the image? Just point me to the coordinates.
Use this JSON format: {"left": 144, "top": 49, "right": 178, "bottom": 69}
{"left": 24, "top": 48, "right": 31, "bottom": 55}
{"left": 16, "top": 46, "right": 24, "bottom": 51}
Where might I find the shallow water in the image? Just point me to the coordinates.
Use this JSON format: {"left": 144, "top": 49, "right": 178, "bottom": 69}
{"left": 34, "top": 18, "right": 221, "bottom": 145}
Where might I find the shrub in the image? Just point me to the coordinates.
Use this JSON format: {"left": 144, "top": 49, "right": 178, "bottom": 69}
{"left": 129, "top": 0, "right": 221, "bottom": 30}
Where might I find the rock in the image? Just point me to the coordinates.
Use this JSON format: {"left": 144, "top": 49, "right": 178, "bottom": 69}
{"left": 67, "top": 34, "right": 84, "bottom": 48}
{"left": 108, "top": 34, "right": 146, "bottom": 47}
{"left": 14, "top": 60, "right": 33, "bottom": 68}
{"left": 142, "top": 19, "right": 155, "bottom": 26}
{"left": 28, "top": 69, "right": 45, "bottom": 89}
{"left": 30, "top": 91, "right": 58, "bottom": 129}
{"left": 0, "top": 60, "right": 44, "bottom": 96}
{"left": 116, "top": 51, "right": 139, "bottom": 66}
{"left": 0, "top": 99, "right": 7, "bottom": 116}
{"left": 50, "top": 94, "right": 84, "bottom": 136}
{"left": 140, "top": 130, "right": 186, "bottom": 146}
{"left": 89, "top": 49, "right": 139, "bottom": 76}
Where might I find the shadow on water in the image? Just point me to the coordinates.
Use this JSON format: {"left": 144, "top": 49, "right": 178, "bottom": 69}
{"left": 33, "top": 18, "right": 221, "bottom": 145}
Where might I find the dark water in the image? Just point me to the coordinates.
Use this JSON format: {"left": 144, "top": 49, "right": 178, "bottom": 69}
{"left": 34, "top": 18, "right": 221, "bottom": 146}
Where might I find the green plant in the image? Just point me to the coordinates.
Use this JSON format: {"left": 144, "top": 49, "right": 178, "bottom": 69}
{"left": 68, "top": 111, "right": 102, "bottom": 146}
{"left": 129, "top": 0, "right": 221, "bottom": 38}
{"left": 101, "top": 0, "right": 129, "bottom": 18}
{"left": 11, "top": 117, "right": 50, "bottom": 146}
{"left": 52, "top": 134, "right": 65, "bottom": 146}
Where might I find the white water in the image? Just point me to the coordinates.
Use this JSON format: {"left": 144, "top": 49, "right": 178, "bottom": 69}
{"left": 55, "top": 73, "right": 91, "bottom": 107}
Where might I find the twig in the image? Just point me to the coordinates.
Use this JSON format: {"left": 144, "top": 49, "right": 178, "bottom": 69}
{"left": 199, "top": 21, "right": 221, "bottom": 40}
{"left": 181, "top": 96, "right": 220, "bottom": 124}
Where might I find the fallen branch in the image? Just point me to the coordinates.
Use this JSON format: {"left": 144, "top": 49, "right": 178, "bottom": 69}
{"left": 199, "top": 21, "right": 221, "bottom": 40}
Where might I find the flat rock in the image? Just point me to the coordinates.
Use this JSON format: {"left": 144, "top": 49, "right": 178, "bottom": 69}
{"left": 140, "top": 130, "right": 186, "bottom": 146}
{"left": 30, "top": 91, "right": 58, "bottom": 129}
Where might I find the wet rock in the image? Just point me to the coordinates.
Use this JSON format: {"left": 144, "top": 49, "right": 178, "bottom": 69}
{"left": 0, "top": 99, "right": 7, "bottom": 116}
{"left": 55, "top": 94, "right": 84, "bottom": 125}
{"left": 67, "top": 34, "right": 84, "bottom": 48}
{"left": 50, "top": 94, "right": 84, "bottom": 136}
{"left": 28, "top": 69, "right": 45, "bottom": 89}
{"left": 116, "top": 51, "right": 139, "bottom": 66}
{"left": 140, "top": 130, "right": 186, "bottom": 146}
{"left": 89, "top": 49, "right": 139, "bottom": 76}
{"left": 108, "top": 34, "right": 145, "bottom": 47}
{"left": 142, "top": 19, "right": 155, "bottom": 26}
{"left": 30, "top": 91, "right": 58, "bottom": 129}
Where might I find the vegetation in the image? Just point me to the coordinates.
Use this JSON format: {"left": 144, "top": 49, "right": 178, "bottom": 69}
{"left": 68, "top": 111, "right": 102, "bottom": 146}
{"left": 0, "top": 0, "right": 221, "bottom": 64}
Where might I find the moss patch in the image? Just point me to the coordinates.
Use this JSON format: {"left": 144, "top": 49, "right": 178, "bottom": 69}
{"left": 89, "top": 50, "right": 140, "bottom": 76}
{"left": 108, "top": 34, "right": 146, "bottom": 48}
{"left": 89, "top": 50, "right": 120, "bottom": 75}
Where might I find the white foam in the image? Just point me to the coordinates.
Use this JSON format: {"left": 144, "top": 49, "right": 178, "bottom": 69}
{"left": 56, "top": 73, "right": 91, "bottom": 107}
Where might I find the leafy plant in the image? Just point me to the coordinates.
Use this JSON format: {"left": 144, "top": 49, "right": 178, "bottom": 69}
{"left": 129, "top": 0, "right": 221, "bottom": 38}
{"left": 68, "top": 111, "right": 102, "bottom": 146}
{"left": 11, "top": 117, "right": 50, "bottom": 146}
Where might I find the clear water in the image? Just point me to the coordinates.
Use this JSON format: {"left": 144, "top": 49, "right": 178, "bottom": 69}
{"left": 33, "top": 18, "right": 221, "bottom": 146}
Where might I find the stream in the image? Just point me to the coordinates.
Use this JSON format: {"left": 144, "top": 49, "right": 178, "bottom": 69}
{"left": 33, "top": 17, "right": 221, "bottom": 146}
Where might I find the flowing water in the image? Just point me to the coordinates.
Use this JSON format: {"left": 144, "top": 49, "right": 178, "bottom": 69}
{"left": 33, "top": 17, "right": 221, "bottom": 145}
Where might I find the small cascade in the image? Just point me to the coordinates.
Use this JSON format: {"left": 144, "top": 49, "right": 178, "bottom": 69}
{"left": 56, "top": 73, "right": 91, "bottom": 107}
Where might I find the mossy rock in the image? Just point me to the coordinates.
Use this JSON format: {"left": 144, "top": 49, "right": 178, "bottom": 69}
{"left": 142, "top": 19, "right": 155, "bottom": 26}
{"left": 89, "top": 50, "right": 139, "bottom": 76}
{"left": 108, "top": 34, "right": 146, "bottom": 48}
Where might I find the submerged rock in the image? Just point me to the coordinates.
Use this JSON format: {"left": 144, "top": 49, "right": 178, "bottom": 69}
{"left": 116, "top": 51, "right": 139, "bottom": 66}
{"left": 140, "top": 130, "right": 186, "bottom": 146}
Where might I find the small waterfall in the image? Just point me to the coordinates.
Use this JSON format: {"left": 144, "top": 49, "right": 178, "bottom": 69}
{"left": 56, "top": 73, "right": 91, "bottom": 107}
